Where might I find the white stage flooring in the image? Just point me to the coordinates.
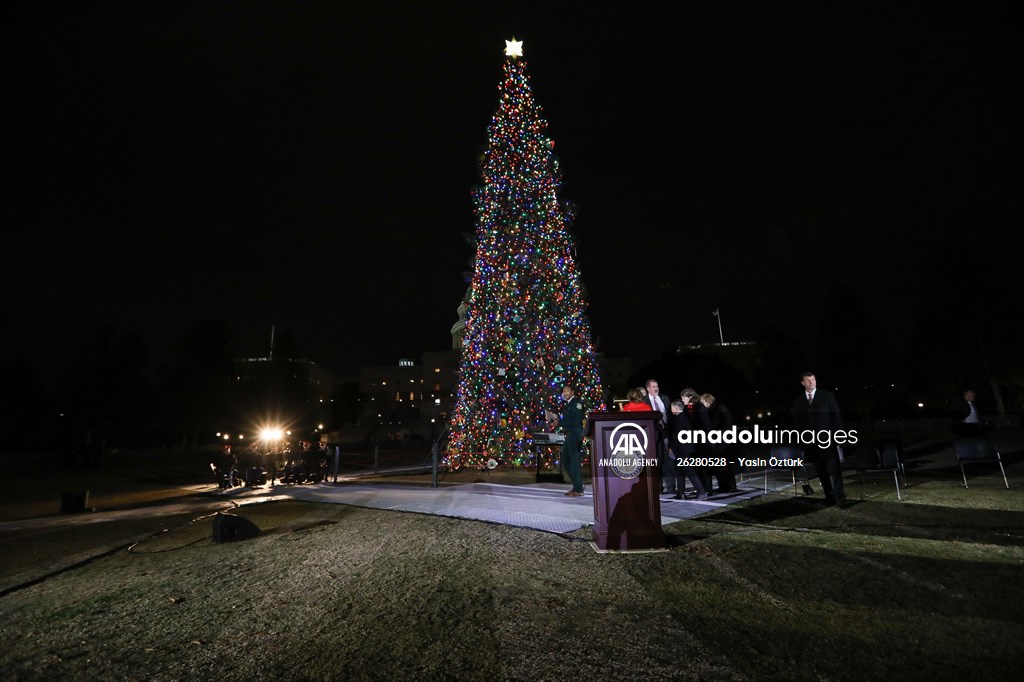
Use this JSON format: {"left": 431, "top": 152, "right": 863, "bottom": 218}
{"left": 259, "top": 481, "right": 770, "bottom": 534}
{"left": 1, "top": 478, "right": 784, "bottom": 535}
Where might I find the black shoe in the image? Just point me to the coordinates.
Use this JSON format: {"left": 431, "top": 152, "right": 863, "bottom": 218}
{"left": 673, "top": 493, "right": 683, "bottom": 500}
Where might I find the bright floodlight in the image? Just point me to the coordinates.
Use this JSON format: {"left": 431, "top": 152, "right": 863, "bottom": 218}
{"left": 260, "top": 428, "right": 284, "bottom": 441}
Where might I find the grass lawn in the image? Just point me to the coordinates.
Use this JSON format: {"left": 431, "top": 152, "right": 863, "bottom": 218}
{"left": 1, "top": 432, "right": 1021, "bottom": 680}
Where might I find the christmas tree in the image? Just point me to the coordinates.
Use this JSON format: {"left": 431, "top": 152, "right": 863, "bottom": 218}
{"left": 447, "top": 38, "right": 603, "bottom": 469}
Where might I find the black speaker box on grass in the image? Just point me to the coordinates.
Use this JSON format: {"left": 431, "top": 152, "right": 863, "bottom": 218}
{"left": 60, "top": 491, "right": 90, "bottom": 514}
{"left": 212, "top": 512, "right": 260, "bottom": 543}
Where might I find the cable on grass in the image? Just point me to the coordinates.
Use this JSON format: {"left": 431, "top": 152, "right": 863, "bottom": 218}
{"left": 0, "top": 501, "right": 240, "bottom": 598}
{"left": 127, "top": 502, "right": 240, "bottom": 553}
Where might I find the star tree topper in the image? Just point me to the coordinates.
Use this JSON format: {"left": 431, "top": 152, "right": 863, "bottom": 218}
{"left": 504, "top": 37, "right": 523, "bottom": 58}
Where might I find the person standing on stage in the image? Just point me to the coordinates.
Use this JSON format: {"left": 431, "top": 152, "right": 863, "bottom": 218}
{"left": 702, "top": 393, "right": 738, "bottom": 493}
{"left": 645, "top": 379, "right": 672, "bottom": 492}
{"left": 681, "top": 388, "right": 714, "bottom": 492}
{"left": 553, "top": 384, "right": 586, "bottom": 497}
{"left": 669, "top": 401, "right": 709, "bottom": 501}
{"left": 621, "top": 387, "right": 650, "bottom": 412}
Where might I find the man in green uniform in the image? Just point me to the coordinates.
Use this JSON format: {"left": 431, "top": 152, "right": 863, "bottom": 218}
{"left": 556, "top": 384, "right": 586, "bottom": 497}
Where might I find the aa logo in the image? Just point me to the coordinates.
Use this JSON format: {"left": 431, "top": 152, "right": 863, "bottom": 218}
{"left": 609, "top": 423, "right": 648, "bottom": 457}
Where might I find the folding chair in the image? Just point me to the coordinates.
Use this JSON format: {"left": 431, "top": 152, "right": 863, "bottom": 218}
{"left": 953, "top": 437, "right": 1009, "bottom": 489}
{"left": 764, "top": 445, "right": 811, "bottom": 495}
{"left": 876, "top": 439, "right": 907, "bottom": 487}
{"left": 856, "top": 442, "right": 904, "bottom": 500}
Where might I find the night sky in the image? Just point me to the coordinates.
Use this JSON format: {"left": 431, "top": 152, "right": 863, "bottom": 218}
{"left": 5, "top": 3, "right": 1020, "bottom": 378}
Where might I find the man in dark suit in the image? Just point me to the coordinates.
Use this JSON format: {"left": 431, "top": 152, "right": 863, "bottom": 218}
{"left": 645, "top": 379, "right": 673, "bottom": 494}
{"left": 681, "top": 388, "right": 714, "bottom": 493}
{"left": 645, "top": 378, "right": 670, "bottom": 422}
{"left": 669, "top": 401, "right": 708, "bottom": 500}
{"left": 791, "top": 372, "right": 846, "bottom": 506}
{"left": 702, "top": 393, "right": 738, "bottom": 493}
{"left": 952, "top": 389, "right": 987, "bottom": 436}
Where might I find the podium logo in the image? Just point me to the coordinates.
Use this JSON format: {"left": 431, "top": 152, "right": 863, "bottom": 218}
{"left": 609, "top": 423, "right": 648, "bottom": 457}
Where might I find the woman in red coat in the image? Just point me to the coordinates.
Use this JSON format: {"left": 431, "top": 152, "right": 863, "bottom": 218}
{"left": 621, "top": 387, "right": 652, "bottom": 412}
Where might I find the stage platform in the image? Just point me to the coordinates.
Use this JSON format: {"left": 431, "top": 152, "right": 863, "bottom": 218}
{"left": 0, "top": 479, "right": 775, "bottom": 535}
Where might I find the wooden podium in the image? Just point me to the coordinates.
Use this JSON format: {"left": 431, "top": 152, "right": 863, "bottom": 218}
{"left": 587, "top": 412, "right": 667, "bottom": 553}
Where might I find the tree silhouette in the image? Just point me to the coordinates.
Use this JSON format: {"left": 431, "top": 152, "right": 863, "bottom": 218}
{"left": 160, "top": 319, "right": 238, "bottom": 450}
{"left": 906, "top": 242, "right": 1024, "bottom": 416}
{"left": 752, "top": 325, "right": 808, "bottom": 422}
{"left": 0, "top": 351, "right": 49, "bottom": 454}
{"left": 62, "top": 327, "right": 155, "bottom": 450}
{"left": 815, "top": 284, "right": 889, "bottom": 422}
